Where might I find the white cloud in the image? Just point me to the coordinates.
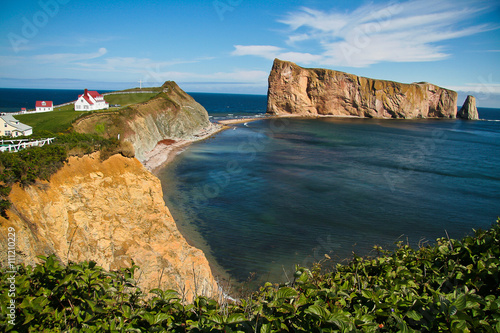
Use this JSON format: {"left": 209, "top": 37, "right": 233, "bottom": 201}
{"left": 447, "top": 84, "right": 500, "bottom": 95}
{"left": 232, "top": 45, "right": 283, "bottom": 59}
{"left": 232, "top": 45, "right": 322, "bottom": 64}
{"left": 140, "top": 69, "right": 269, "bottom": 86}
{"left": 33, "top": 48, "right": 108, "bottom": 64}
{"left": 234, "top": 0, "right": 497, "bottom": 67}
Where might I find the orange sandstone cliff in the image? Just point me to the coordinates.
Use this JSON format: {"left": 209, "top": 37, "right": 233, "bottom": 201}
{"left": 267, "top": 59, "right": 458, "bottom": 119}
{"left": 0, "top": 153, "right": 218, "bottom": 302}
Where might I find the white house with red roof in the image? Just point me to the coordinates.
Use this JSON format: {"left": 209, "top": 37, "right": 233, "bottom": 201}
{"left": 36, "top": 101, "right": 53, "bottom": 112}
{"left": 74, "top": 89, "right": 109, "bottom": 111}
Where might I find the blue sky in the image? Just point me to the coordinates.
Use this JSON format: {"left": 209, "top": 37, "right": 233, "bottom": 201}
{"left": 0, "top": 0, "right": 499, "bottom": 106}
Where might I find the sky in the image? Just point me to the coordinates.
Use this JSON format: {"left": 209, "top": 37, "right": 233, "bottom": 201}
{"left": 0, "top": 0, "right": 499, "bottom": 107}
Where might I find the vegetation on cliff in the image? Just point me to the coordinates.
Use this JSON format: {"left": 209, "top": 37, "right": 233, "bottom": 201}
{"left": 0, "top": 132, "right": 133, "bottom": 217}
{"left": 2, "top": 219, "right": 498, "bottom": 332}
{"left": 14, "top": 92, "right": 160, "bottom": 134}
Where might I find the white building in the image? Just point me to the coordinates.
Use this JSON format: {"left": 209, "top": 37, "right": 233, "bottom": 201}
{"left": 0, "top": 115, "right": 33, "bottom": 137}
{"left": 74, "top": 89, "right": 109, "bottom": 111}
{"left": 36, "top": 101, "right": 53, "bottom": 112}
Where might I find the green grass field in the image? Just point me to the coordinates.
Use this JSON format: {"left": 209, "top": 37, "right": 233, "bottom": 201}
{"left": 14, "top": 104, "right": 79, "bottom": 134}
{"left": 104, "top": 93, "right": 158, "bottom": 107}
{"left": 13, "top": 92, "right": 159, "bottom": 134}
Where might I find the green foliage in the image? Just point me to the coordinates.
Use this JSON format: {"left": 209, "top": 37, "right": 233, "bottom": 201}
{"left": 0, "top": 132, "right": 127, "bottom": 217}
{"left": 0, "top": 145, "right": 67, "bottom": 186}
{"left": 1, "top": 219, "right": 499, "bottom": 332}
{"left": 0, "top": 133, "right": 118, "bottom": 187}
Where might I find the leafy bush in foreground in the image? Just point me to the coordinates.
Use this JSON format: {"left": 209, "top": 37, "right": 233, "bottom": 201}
{"left": 1, "top": 219, "right": 499, "bottom": 332}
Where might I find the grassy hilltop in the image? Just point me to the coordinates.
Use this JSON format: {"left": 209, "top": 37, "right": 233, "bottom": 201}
{"left": 13, "top": 91, "right": 158, "bottom": 134}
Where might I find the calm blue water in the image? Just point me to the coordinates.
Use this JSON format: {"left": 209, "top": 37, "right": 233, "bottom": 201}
{"left": 158, "top": 105, "right": 500, "bottom": 287}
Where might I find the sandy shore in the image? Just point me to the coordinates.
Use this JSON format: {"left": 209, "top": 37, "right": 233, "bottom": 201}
{"left": 142, "top": 123, "right": 227, "bottom": 173}
{"left": 218, "top": 116, "right": 267, "bottom": 125}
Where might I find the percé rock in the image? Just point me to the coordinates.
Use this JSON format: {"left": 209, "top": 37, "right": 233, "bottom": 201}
{"left": 457, "top": 95, "right": 479, "bottom": 120}
{"left": 0, "top": 153, "right": 218, "bottom": 302}
{"left": 267, "top": 59, "right": 458, "bottom": 119}
{"left": 73, "top": 81, "right": 214, "bottom": 162}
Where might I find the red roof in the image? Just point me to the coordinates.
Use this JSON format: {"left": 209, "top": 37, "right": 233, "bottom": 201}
{"left": 78, "top": 89, "right": 104, "bottom": 105}
{"left": 87, "top": 91, "right": 102, "bottom": 98}
{"left": 78, "top": 94, "right": 94, "bottom": 105}
{"left": 36, "top": 101, "right": 53, "bottom": 107}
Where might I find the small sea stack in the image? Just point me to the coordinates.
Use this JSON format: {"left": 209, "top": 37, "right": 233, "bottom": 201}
{"left": 457, "top": 95, "right": 479, "bottom": 120}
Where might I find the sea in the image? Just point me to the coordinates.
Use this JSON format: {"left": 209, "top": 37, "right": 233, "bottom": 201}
{"left": 3, "top": 88, "right": 500, "bottom": 289}
{"left": 160, "top": 93, "right": 500, "bottom": 288}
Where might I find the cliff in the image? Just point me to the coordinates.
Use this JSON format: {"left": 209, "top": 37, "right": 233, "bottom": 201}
{"left": 73, "top": 81, "right": 214, "bottom": 162}
{"left": 267, "top": 59, "right": 458, "bottom": 119}
{"left": 457, "top": 95, "right": 479, "bottom": 120}
{"left": 0, "top": 153, "right": 218, "bottom": 302}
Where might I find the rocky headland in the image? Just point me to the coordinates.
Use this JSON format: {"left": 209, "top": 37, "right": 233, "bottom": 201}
{"left": 267, "top": 59, "right": 458, "bottom": 119}
{"left": 73, "top": 81, "right": 220, "bottom": 166}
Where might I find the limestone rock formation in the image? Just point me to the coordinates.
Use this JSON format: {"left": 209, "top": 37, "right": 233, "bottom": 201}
{"left": 267, "top": 59, "right": 458, "bottom": 119}
{"left": 0, "top": 153, "right": 218, "bottom": 302}
{"left": 457, "top": 95, "right": 479, "bottom": 120}
{"left": 73, "top": 81, "right": 215, "bottom": 162}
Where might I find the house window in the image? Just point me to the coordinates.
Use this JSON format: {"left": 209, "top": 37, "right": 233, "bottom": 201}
{"left": 5, "top": 131, "right": 11, "bottom": 136}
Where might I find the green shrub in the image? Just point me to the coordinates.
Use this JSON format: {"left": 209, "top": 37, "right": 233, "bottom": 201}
{"left": 1, "top": 219, "right": 499, "bottom": 332}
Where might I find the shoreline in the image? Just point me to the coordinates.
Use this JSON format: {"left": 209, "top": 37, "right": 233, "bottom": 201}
{"left": 142, "top": 123, "right": 227, "bottom": 173}
{"left": 143, "top": 116, "right": 270, "bottom": 173}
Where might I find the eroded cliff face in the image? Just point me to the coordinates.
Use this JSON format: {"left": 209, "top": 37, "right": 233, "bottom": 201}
{"left": 267, "top": 59, "right": 458, "bottom": 119}
{"left": 73, "top": 81, "right": 214, "bottom": 162}
{"left": 0, "top": 153, "right": 218, "bottom": 302}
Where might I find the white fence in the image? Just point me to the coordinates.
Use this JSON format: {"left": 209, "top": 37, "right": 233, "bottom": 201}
{"left": 0, "top": 138, "right": 56, "bottom": 153}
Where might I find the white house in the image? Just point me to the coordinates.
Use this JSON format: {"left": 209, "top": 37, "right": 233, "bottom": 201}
{"left": 36, "top": 101, "right": 53, "bottom": 112}
{"left": 74, "top": 89, "right": 109, "bottom": 111}
{"left": 0, "top": 115, "right": 33, "bottom": 137}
